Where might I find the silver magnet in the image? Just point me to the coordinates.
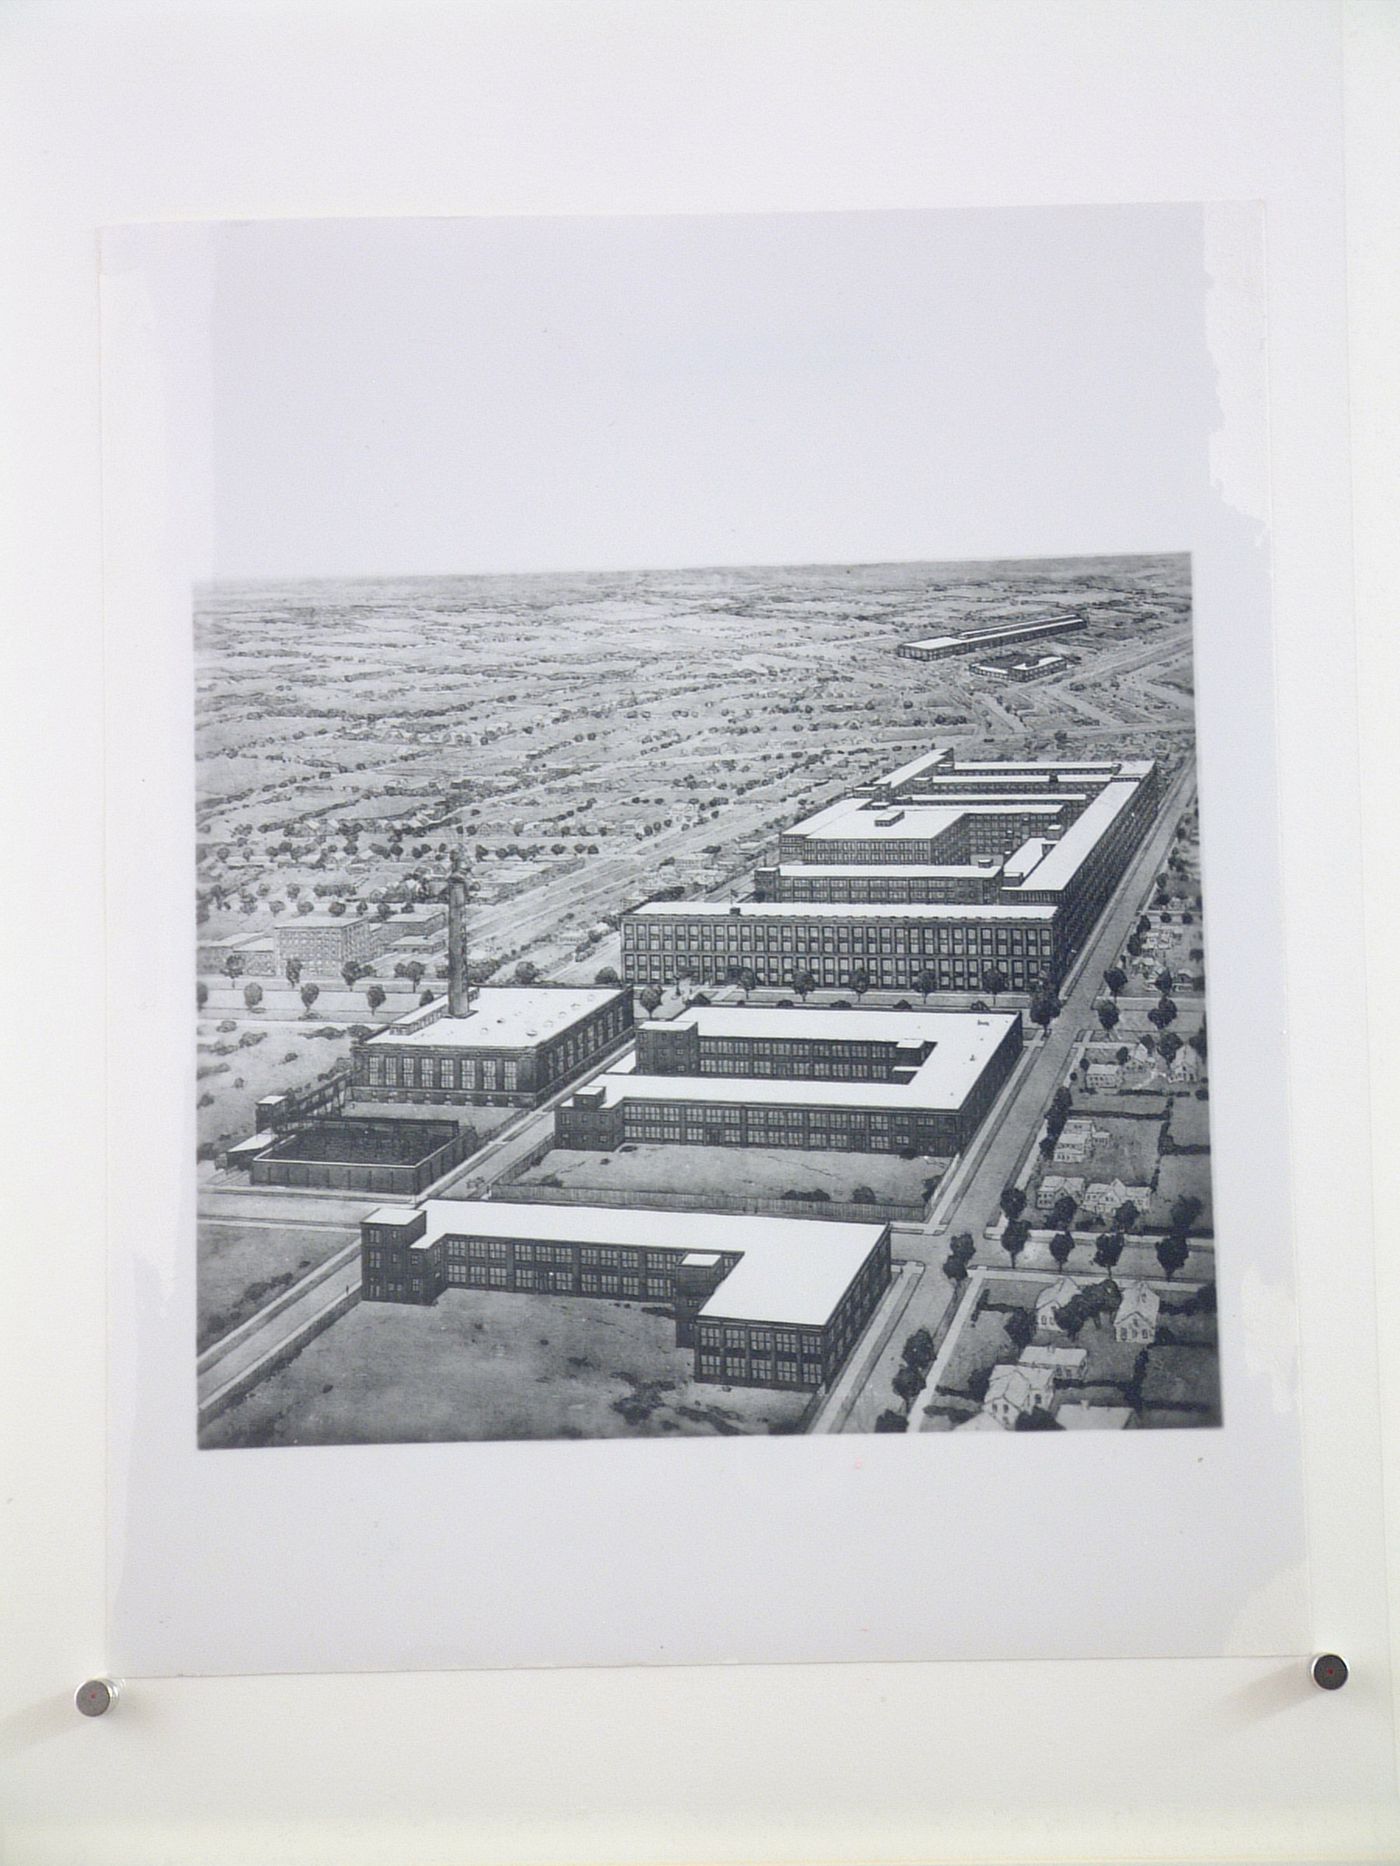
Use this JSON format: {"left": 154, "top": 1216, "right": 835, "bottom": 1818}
{"left": 75, "top": 1677, "right": 120, "bottom": 1717}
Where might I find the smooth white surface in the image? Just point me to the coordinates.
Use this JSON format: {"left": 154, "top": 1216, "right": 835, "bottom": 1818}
{"left": 1, "top": 1, "right": 1396, "bottom": 1861}
{"left": 103, "top": 200, "right": 1307, "bottom": 1681}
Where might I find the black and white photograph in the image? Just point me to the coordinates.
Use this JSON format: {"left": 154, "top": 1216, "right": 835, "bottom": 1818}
{"left": 188, "top": 212, "right": 1221, "bottom": 1449}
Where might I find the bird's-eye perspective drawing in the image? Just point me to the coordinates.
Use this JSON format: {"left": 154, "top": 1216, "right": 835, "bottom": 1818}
{"left": 194, "top": 552, "right": 1218, "bottom": 1446}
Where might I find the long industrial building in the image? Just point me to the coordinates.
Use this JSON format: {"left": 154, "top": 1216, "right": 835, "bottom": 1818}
{"left": 555, "top": 1006, "right": 1023, "bottom": 1155}
{"left": 895, "top": 613, "right": 1085, "bottom": 661}
{"left": 623, "top": 750, "right": 1159, "bottom": 993}
{"left": 360, "top": 1200, "right": 893, "bottom": 1392}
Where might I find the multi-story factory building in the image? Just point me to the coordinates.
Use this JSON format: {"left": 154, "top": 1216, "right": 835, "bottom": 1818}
{"left": 360, "top": 1200, "right": 892, "bottom": 1392}
{"left": 624, "top": 750, "right": 1159, "bottom": 993}
{"left": 273, "top": 904, "right": 448, "bottom": 972}
{"left": 351, "top": 872, "right": 632, "bottom": 1107}
{"left": 555, "top": 1007, "right": 1022, "bottom": 1156}
{"left": 895, "top": 613, "right": 1085, "bottom": 661}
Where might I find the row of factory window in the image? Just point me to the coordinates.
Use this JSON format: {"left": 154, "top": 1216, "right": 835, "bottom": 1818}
{"left": 697, "top": 1323, "right": 808, "bottom": 1354}
{"left": 697, "top": 1355, "right": 817, "bottom": 1386}
{"left": 628, "top": 926, "right": 1053, "bottom": 955}
{"left": 363, "top": 1054, "right": 520, "bottom": 1090}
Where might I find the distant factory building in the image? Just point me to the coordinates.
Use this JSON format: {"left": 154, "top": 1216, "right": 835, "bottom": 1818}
{"left": 360, "top": 1200, "right": 892, "bottom": 1393}
{"left": 273, "top": 903, "right": 448, "bottom": 971}
{"left": 895, "top": 613, "right": 1086, "bottom": 661}
{"left": 555, "top": 1006, "right": 1022, "bottom": 1156}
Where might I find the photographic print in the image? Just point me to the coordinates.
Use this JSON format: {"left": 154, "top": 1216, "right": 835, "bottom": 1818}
{"left": 179, "top": 212, "right": 1226, "bottom": 1451}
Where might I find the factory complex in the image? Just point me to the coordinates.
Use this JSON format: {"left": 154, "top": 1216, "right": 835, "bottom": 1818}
{"left": 360, "top": 1200, "right": 893, "bottom": 1391}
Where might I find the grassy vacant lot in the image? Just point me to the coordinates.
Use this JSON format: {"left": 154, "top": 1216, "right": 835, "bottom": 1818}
{"left": 196, "top": 1017, "right": 356, "bottom": 1153}
{"left": 1146, "top": 1152, "right": 1213, "bottom": 1233}
{"left": 202, "top": 1291, "right": 812, "bottom": 1446}
{"left": 197, "top": 1218, "right": 353, "bottom": 1352}
{"left": 513, "top": 1142, "right": 939, "bottom": 1210}
{"left": 1166, "top": 1092, "right": 1212, "bottom": 1150}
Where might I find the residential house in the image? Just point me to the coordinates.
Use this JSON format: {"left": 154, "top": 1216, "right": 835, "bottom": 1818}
{"left": 1036, "top": 1174, "right": 1085, "bottom": 1213}
{"left": 1113, "top": 1281, "right": 1161, "bottom": 1345}
{"left": 984, "top": 1362, "right": 1058, "bottom": 1429}
{"left": 1033, "top": 1276, "right": 1084, "bottom": 1335}
{"left": 1079, "top": 1177, "right": 1151, "bottom": 1220}
{"left": 1019, "top": 1343, "right": 1088, "bottom": 1382}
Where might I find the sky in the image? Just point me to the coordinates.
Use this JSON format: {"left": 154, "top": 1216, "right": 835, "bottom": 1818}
{"left": 205, "top": 203, "right": 1219, "bottom": 581}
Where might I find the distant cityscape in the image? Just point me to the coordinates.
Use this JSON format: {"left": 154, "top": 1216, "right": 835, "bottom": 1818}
{"left": 195, "top": 552, "right": 1216, "bottom": 1445}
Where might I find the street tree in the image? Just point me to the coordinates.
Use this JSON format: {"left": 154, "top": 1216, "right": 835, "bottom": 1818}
{"left": 1158, "top": 1030, "right": 1183, "bottom": 1065}
{"left": 738, "top": 966, "right": 759, "bottom": 1002}
{"left": 242, "top": 981, "right": 263, "bottom": 1012}
{"left": 1049, "top": 1191, "right": 1077, "bottom": 1229}
{"left": 1156, "top": 1234, "right": 1190, "bottom": 1281}
{"left": 366, "top": 984, "right": 386, "bottom": 1013}
{"left": 514, "top": 960, "right": 541, "bottom": 985}
{"left": 1168, "top": 1192, "right": 1204, "bottom": 1236}
{"left": 892, "top": 1364, "right": 924, "bottom": 1410}
{"left": 1114, "top": 1199, "right": 1140, "bottom": 1232}
{"left": 223, "top": 952, "right": 246, "bottom": 982}
{"left": 874, "top": 1411, "right": 908, "bottom": 1433}
{"left": 1093, "top": 1231, "right": 1125, "bottom": 1271}
{"left": 1155, "top": 968, "right": 1175, "bottom": 995}
{"left": 792, "top": 968, "right": 817, "bottom": 1001}
{"left": 1048, "top": 1229, "right": 1075, "bottom": 1272}
{"left": 914, "top": 967, "right": 939, "bottom": 1003}
{"left": 1097, "top": 999, "right": 1120, "bottom": 1035}
{"left": 284, "top": 957, "right": 303, "bottom": 989}
{"left": 300, "top": 983, "right": 320, "bottom": 1016}
{"left": 949, "top": 1232, "right": 976, "bottom": 1265}
{"left": 196, "top": 981, "right": 208, "bottom": 1011}
{"left": 848, "top": 966, "right": 871, "bottom": 1001}
{"left": 594, "top": 967, "right": 621, "bottom": 985}
{"left": 342, "top": 961, "right": 362, "bottom": 990}
{"left": 1103, "top": 965, "right": 1128, "bottom": 997}
{"left": 1002, "top": 1217, "right": 1031, "bottom": 1267}
{"left": 902, "top": 1328, "right": 936, "bottom": 1373}
{"left": 1000, "top": 1184, "right": 1027, "bottom": 1223}
{"left": 981, "top": 965, "right": 1009, "bottom": 1006}
{"left": 638, "top": 983, "right": 664, "bottom": 1016}
{"left": 1028, "top": 989, "right": 1061, "bottom": 1034}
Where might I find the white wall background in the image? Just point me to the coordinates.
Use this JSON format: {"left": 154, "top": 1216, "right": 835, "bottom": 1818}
{"left": 1, "top": 3, "right": 1397, "bottom": 1862}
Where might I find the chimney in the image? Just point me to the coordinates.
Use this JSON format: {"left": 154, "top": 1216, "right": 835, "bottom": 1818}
{"left": 447, "top": 872, "right": 471, "bottom": 1018}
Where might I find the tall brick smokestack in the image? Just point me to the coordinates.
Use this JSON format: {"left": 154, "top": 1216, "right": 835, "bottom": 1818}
{"left": 447, "top": 872, "right": 471, "bottom": 1018}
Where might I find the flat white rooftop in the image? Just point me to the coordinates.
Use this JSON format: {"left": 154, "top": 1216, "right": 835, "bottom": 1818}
{"left": 900, "top": 614, "right": 1084, "bottom": 652}
{"left": 786, "top": 794, "right": 1072, "bottom": 840}
{"left": 368, "top": 1198, "right": 887, "bottom": 1328}
{"left": 629, "top": 899, "right": 1058, "bottom": 922}
{"left": 1002, "top": 780, "right": 1138, "bottom": 894}
{"left": 592, "top": 1009, "right": 1020, "bottom": 1111}
{"left": 366, "top": 986, "right": 625, "bottom": 1051}
{"left": 773, "top": 862, "right": 1000, "bottom": 880}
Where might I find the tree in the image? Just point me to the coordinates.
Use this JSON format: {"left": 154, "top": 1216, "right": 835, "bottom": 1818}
{"left": 1004, "top": 1307, "right": 1036, "bottom": 1352}
{"left": 1137, "top": 915, "right": 1152, "bottom": 938}
{"left": 1156, "top": 1234, "right": 1190, "bottom": 1281}
{"left": 1155, "top": 968, "right": 1175, "bottom": 995}
{"left": 903, "top": 1327, "right": 936, "bottom": 1373}
{"left": 981, "top": 965, "right": 1009, "bottom": 1006}
{"left": 376, "top": 902, "right": 393, "bottom": 922}
{"left": 1054, "top": 1293, "right": 1091, "bottom": 1340}
{"left": 1158, "top": 1030, "right": 1184, "bottom": 1065}
{"left": 848, "top": 966, "right": 871, "bottom": 1001}
{"left": 242, "top": 981, "right": 263, "bottom": 1012}
{"left": 1028, "top": 989, "right": 1061, "bottom": 1034}
{"left": 949, "top": 1232, "right": 976, "bottom": 1266}
{"left": 342, "top": 961, "right": 363, "bottom": 990}
{"left": 1049, "top": 1086, "right": 1073, "bottom": 1124}
{"left": 328, "top": 899, "right": 347, "bottom": 917}
{"left": 1148, "top": 994, "right": 1178, "bottom": 1031}
{"left": 1103, "top": 966, "right": 1128, "bottom": 997}
{"left": 892, "top": 1364, "right": 924, "bottom": 1410}
{"left": 1168, "top": 1192, "right": 1204, "bottom": 1236}
{"left": 366, "top": 984, "right": 386, "bottom": 1013}
{"left": 1002, "top": 1217, "right": 1031, "bottom": 1267}
{"left": 223, "top": 952, "right": 246, "bottom": 982}
{"left": 1114, "top": 1199, "right": 1140, "bottom": 1232}
{"left": 296, "top": 898, "right": 314, "bottom": 915}
{"left": 1048, "top": 1229, "right": 1075, "bottom": 1272}
{"left": 638, "top": 983, "right": 664, "bottom": 1017}
{"left": 1189, "top": 1021, "right": 1208, "bottom": 1062}
{"left": 1014, "top": 1408, "right": 1063, "bottom": 1432}
{"left": 1125, "top": 933, "right": 1143, "bottom": 959}
{"left": 284, "top": 957, "right": 303, "bottom": 989}
{"left": 1096, "top": 999, "right": 1120, "bottom": 1035}
{"left": 196, "top": 981, "right": 208, "bottom": 1010}
{"left": 420, "top": 989, "right": 435, "bottom": 1005}
{"left": 1093, "top": 1230, "right": 1125, "bottom": 1271}
{"left": 792, "top": 968, "right": 817, "bottom": 1001}
{"left": 738, "top": 966, "right": 759, "bottom": 1002}
{"left": 300, "top": 983, "right": 320, "bottom": 1016}
{"left": 594, "top": 966, "right": 621, "bottom": 986}
{"left": 943, "top": 1252, "right": 970, "bottom": 1286}
{"left": 514, "top": 960, "right": 541, "bottom": 985}
{"left": 874, "top": 1411, "right": 908, "bottom": 1433}
{"left": 915, "top": 967, "right": 939, "bottom": 1003}
{"left": 1049, "top": 1192, "right": 1077, "bottom": 1229}
{"left": 403, "top": 961, "right": 426, "bottom": 994}
{"left": 1000, "top": 1184, "right": 1027, "bottom": 1223}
